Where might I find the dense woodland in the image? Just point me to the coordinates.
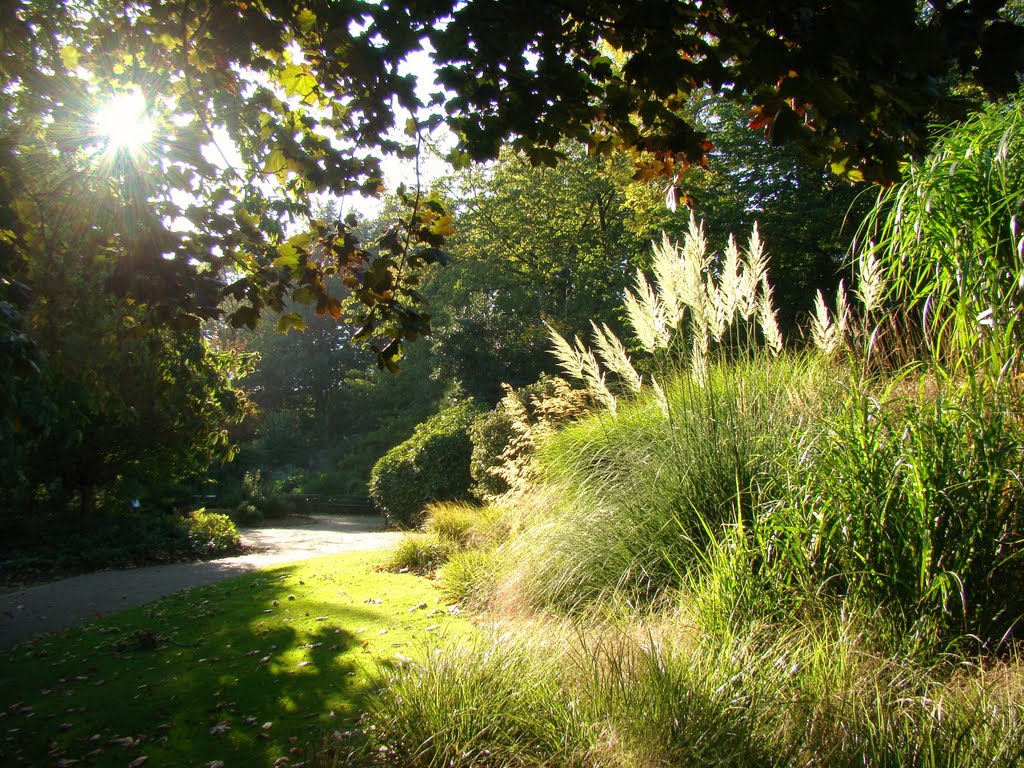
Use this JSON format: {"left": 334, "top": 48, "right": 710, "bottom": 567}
{"left": 2, "top": 0, "right": 1024, "bottom": 765}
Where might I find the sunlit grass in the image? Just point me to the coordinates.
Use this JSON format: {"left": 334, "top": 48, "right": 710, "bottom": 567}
{"left": 0, "top": 551, "right": 473, "bottom": 768}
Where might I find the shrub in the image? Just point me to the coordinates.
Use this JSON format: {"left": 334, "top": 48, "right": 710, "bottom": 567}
{"left": 179, "top": 508, "right": 241, "bottom": 557}
{"left": 263, "top": 493, "right": 297, "bottom": 519}
{"left": 0, "top": 507, "right": 243, "bottom": 581}
{"left": 369, "top": 400, "right": 480, "bottom": 527}
{"left": 469, "top": 376, "right": 592, "bottom": 500}
{"left": 232, "top": 501, "right": 263, "bottom": 525}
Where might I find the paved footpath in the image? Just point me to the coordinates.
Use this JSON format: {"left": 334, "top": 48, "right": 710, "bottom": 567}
{"left": 0, "top": 514, "right": 403, "bottom": 651}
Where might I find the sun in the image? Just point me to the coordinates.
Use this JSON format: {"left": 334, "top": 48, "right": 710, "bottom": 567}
{"left": 93, "top": 90, "right": 155, "bottom": 154}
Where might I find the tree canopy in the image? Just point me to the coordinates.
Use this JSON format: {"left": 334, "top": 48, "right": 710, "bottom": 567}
{"left": 1, "top": 0, "right": 1022, "bottom": 362}
{"left": 2, "top": 0, "right": 1024, "bottom": 376}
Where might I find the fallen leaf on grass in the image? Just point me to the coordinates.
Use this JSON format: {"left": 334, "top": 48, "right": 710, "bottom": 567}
{"left": 108, "top": 736, "right": 140, "bottom": 748}
{"left": 128, "top": 756, "right": 149, "bottom": 767}
{"left": 408, "top": 602, "right": 427, "bottom": 612}
{"left": 207, "top": 762, "right": 225, "bottom": 768}
{"left": 209, "top": 722, "right": 231, "bottom": 735}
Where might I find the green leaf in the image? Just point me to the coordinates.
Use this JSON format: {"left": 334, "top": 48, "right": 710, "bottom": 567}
{"left": 276, "top": 312, "right": 307, "bottom": 334}
{"left": 272, "top": 244, "right": 301, "bottom": 270}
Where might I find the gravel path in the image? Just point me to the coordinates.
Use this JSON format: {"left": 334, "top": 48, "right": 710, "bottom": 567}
{"left": 0, "top": 514, "right": 402, "bottom": 651}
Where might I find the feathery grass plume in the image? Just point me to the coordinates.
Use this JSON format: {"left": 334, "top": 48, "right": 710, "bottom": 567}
{"left": 680, "top": 216, "right": 711, "bottom": 325}
{"left": 746, "top": 223, "right": 769, "bottom": 288}
{"left": 758, "top": 278, "right": 784, "bottom": 356}
{"left": 856, "top": 245, "right": 885, "bottom": 315}
{"left": 548, "top": 325, "right": 587, "bottom": 382}
{"left": 624, "top": 270, "right": 670, "bottom": 352}
{"left": 835, "top": 279, "right": 850, "bottom": 337}
{"left": 651, "top": 232, "right": 686, "bottom": 328}
{"left": 717, "top": 235, "right": 743, "bottom": 330}
{"left": 811, "top": 290, "right": 840, "bottom": 355}
{"left": 548, "top": 325, "right": 618, "bottom": 412}
{"left": 581, "top": 347, "right": 617, "bottom": 413}
{"left": 650, "top": 375, "right": 670, "bottom": 417}
{"left": 591, "top": 321, "right": 643, "bottom": 393}
{"left": 738, "top": 225, "right": 768, "bottom": 321}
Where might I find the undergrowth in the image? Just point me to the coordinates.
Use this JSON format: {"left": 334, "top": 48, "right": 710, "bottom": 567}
{"left": 359, "top": 99, "right": 1024, "bottom": 766}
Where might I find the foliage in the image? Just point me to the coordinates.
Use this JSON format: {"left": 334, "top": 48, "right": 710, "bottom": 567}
{"left": 766, "top": 385, "right": 1024, "bottom": 650}
{"left": 0, "top": 552, "right": 475, "bottom": 767}
{"left": 428, "top": 146, "right": 654, "bottom": 400}
{"left": 362, "top": 615, "right": 1024, "bottom": 768}
{"left": 469, "top": 377, "right": 594, "bottom": 500}
{"left": 861, "top": 91, "right": 1024, "bottom": 381}
{"left": 369, "top": 400, "right": 481, "bottom": 526}
{"left": 0, "top": 508, "right": 241, "bottom": 582}
{"left": 3, "top": 1, "right": 1020, "bottom": 362}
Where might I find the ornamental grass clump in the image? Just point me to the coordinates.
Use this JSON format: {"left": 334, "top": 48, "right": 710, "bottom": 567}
{"left": 549, "top": 215, "right": 785, "bottom": 413}
{"left": 859, "top": 92, "right": 1024, "bottom": 383}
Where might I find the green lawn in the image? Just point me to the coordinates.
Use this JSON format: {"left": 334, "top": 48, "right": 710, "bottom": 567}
{"left": 0, "top": 551, "right": 473, "bottom": 767}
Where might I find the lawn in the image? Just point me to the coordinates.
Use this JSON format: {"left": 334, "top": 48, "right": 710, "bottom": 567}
{"left": 0, "top": 551, "right": 473, "bottom": 767}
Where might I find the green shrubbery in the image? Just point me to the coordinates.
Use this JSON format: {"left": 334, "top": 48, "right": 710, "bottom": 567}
{"left": 0, "top": 508, "right": 242, "bottom": 583}
{"left": 181, "top": 508, "right": 242, "bottom": 556}
{"left": 369, "top": 400, "right": 481, "bottom": 526}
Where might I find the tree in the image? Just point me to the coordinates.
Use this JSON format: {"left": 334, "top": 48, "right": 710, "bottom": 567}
{"left": 2, "top": 0, "right": 1020, "bottom": 362}
{"left": 427, "top": 145, "right": 651, "bottom": 402}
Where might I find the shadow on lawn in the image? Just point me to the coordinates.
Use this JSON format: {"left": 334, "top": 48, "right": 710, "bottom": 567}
{"left": 0, "top": 561, "right": 404, "bottom": 768}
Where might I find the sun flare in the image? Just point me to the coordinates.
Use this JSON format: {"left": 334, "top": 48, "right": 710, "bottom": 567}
{"left": 94, "top": 91, "right": 155, "bottom": 153}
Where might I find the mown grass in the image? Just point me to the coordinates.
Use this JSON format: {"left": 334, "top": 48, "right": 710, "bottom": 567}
{"left": 0, "top": 551, "right": 473, "bottom": 768}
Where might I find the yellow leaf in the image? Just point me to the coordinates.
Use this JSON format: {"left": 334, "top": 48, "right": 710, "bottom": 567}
{"left": 280, "top": 64, "right": 319, "bottom": 104}
{"left": 297, "top": 9, "right": 317, "bottom": 34}
{"left": 60, "top": 45, "right": 80, "bottom": 70}
{"left": 156, "top": 33, "right": 180, "bottom": 50}
{"left": 272, "top": 243, "right": 300, "bottom": 269}
{"left": 286, "top": 231, "right": 312, "bottom": 250}
{"left": 429, "top": 215, "right": 456, "bottom": 237}
{"left": 263, "top": 148, "right": 303, "bottom": 182}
